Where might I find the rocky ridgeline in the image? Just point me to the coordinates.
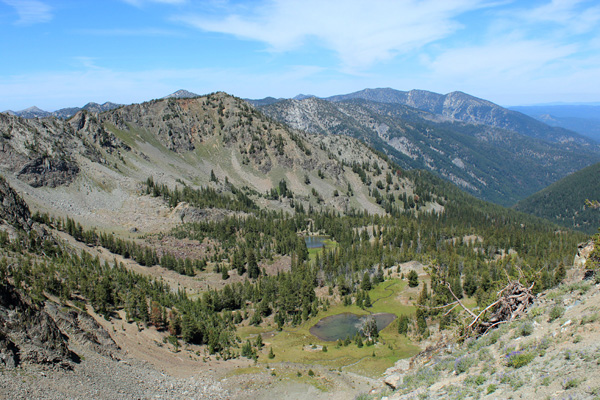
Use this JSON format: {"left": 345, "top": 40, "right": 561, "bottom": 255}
{"left": 325, "top": 88, "right": 596, "bottom": 145}
{"left": 259, "top": 94, "right": 600, "bottom": 206}
{"left": 0, "top": 177, "right": 120, "bottom": 371}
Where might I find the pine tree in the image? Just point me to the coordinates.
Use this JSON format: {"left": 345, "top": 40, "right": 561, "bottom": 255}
{"left": 247, "top": 249, "right": 259, "bottom": 279}
{"left": 408, "top": 270, "right": 419, "bottom": 287}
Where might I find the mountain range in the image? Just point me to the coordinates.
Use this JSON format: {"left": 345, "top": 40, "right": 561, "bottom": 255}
{"left": 254, "top": 89, "right": 600, "bottom": 206}
{"left": 4, "top": 102, "right": 123, "bottom": 119}
{"left": 3, "top": 87, "right": 599, "bottom": 210}
{"left": 2, "top": 89, "right": 201, "bottom": 120}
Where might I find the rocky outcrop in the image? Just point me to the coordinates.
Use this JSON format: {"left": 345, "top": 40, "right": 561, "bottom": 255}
{"left": 17, "top": 156, "right": 79, "bottom": 188}
{"left": 44, "top": 303, "right": 121, "bottom": 360}
{"left": 574, "top": 240, "right": 595, "bottom": 268}
{"left": 0, "top": 175, "right": 32, "bottom": 231}
{"left": 0, "top": 281, "right": 77, "bottom": 369}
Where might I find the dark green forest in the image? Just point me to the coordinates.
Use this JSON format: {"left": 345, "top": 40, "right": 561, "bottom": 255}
{"left": 515, "top": 162, "right": 600, "bottom": 234}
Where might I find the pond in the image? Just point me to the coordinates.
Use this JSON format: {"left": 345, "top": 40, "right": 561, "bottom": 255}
{"left": 309, "top": 312, "right": 397, "bottom": 342}
{"left": 304, "top": 236, "right": 329, "bottom": 249}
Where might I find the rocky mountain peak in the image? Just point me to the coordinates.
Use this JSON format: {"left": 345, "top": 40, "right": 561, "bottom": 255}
{"left": 162, "top": 89, "right": 200, "bottom": 99}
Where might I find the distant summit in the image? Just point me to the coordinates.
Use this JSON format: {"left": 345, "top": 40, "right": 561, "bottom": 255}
{"left": 162, "top": 89, "right": 199, "bottom": 99}
{"left": 6, "top": 106, "right": 51, "bottom": 119}
{"left": 246, "top": 94, "right": 314, "bottom": 107}
{"left": 3, "top": 102, "right": 122, "bottom": 120}
{"left": 293, "top": 94, "right": 315, "bottom": 100}
{"left": 82, "top": 102, "right": 122, "bottom": 114}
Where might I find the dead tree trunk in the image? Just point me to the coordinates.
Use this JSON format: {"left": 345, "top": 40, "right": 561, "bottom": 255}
{"left": 447, "top": 281, "right": 535, "bottom": 336}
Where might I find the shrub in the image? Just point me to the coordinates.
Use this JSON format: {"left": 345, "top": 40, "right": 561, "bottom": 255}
{"left": 454, "top": 356, "right": 476, "bottom": 374}
{"left": 486, "top": 384, "right": 497, "bottom": 394}
{"left": 465, "top": 375, "right": 487, "bottom": 386}
{"left": 401, "top": 367, "right": 440, "bottom": 390}
{"left": 548, "top": 305, "right": 565, "bottom": 322}
{"left": 581, "top": 312, "right": 599, "bottom": 325}
{"left": 506, "top": 351, "right": 535, "bottom": 368}
{"left": 541, "top": 376, "right": 551, "bottom": 386}
{"left": 563, "top": 378, "right": 580, "bottom": 389}
{"left": 519, "top": 321, "right": 534, "bottom": 337}
{"left": 308, "top": 369, "right": 315, "bottom": 377}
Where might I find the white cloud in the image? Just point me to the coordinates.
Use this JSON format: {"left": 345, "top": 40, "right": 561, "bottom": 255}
{"left": 518, "top": 0, "right": 600, "bottom": 34}
{"left": 427, "top": 37, "right": 577, "bottom": 79}
{"left": 2, "top": 0, "right": 52, "bottom": 25}
{"left": 176, "top": 0, "right": 487, "bottom": 71}
{"left": 420, "top": 34, "right": 600, "bottom": 105}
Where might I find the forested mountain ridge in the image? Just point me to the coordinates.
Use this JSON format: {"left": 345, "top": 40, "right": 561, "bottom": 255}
{"left": 258, "top": 96, "right": 600, "bottom": 206}
{"left": 514, "top": 161, "right": 600, "bottom": 234}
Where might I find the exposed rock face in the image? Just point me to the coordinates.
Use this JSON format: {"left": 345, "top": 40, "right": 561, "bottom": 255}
{"left": 325, "top": 88, "right": 598, "bottom": 146}
{"left": 574, "top": 240, "right": 595, "bottom": 268}
{"left": 0, "top": 282, "right": 76, "bottom": 369}
{"left": 162, "top": 89, "right": 200, "bottom": 99}
{"left": 17, "top": 156, "right": 79, "bottom": 187}
{"left": 0, "top": 175, "right": 32, "bottom": 231}
{"left": 0, "top": 175, "right": 54, "bottom": 244}
{"left": 44, "top": 303, "right": 121, "bottom": 360}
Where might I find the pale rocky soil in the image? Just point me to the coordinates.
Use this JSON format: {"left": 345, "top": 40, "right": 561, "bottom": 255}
{"left": 377, "top": 266, "right": 600, "bottom": 400}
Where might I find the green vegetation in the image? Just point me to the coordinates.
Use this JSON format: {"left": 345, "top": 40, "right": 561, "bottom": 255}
{"left": 549, "top": 304, "right": 565, "bottom": 322}
{"left": 0, "top": 143, "right": 591, "bottom": 374}
{"left": 144, "top": 176, "right": 257, "bottom": 212}
{"left": 514, "top": 161, "right": 600, "bottom": 234}
{"left": 505, "top": 351, "right": 535, "bottom": 368}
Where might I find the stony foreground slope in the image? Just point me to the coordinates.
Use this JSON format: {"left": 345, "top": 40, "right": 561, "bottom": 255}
{"left": 376, "top": 242, "right": 600, "bottom": 400}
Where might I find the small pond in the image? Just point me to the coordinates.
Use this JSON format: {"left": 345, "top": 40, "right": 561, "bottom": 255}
{"left": 309, "top": 312, "right": 397, "bottom": 342}
{"left": 304, "top": 236, "right": 329, "bottom": 249}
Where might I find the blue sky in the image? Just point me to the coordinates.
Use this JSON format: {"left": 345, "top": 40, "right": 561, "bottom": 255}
{"left": 1, "top": 0, "right": 599, "bottom": 111}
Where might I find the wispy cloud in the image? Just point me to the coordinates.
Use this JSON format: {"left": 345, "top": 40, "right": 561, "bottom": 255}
{"left": 518, "top": 0, "right": 600, "bottom": 34}
{"left": 3, "top": 0, "right": 52, "bottom": 25}
{"left": 175, "top": 0, "right": 487, "bottom": 71}
{"left": 427, "top": 37, "right": 577, "bottom": 79}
